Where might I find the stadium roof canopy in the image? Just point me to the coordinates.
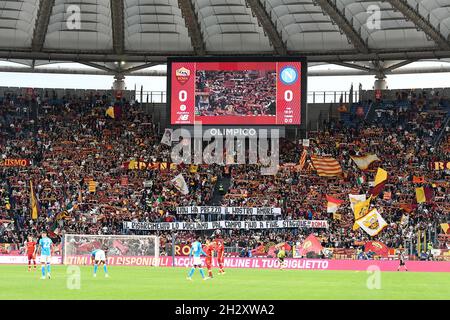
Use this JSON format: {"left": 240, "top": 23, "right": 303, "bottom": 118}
{"left": 0, "top": 0, "right": 450, "bottom": 77}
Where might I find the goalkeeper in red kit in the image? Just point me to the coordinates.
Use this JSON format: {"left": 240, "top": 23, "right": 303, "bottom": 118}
{"left": 214, "top": 232, "right": 225, "bottom": 275}
{"left": 203, "top": 239, "right": 215, "bottom": 279}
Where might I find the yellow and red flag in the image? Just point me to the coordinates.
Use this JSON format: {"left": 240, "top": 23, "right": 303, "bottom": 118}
{"left": 326, "top": 195, "right": 344, "bottom": 213}
{"left": 350, "top": 154, "right": 380, "bottom": 170}
{"left": 415, "top": 187, "right": 433, "bottom": 204}
{"left": 30, "top": 180, "right": 38, "bottom": 220}
{"left": 370, "top": 168, "right": 388, "bottom": 197}
{"left": 440, "top": 223, "right": 449, "bottom": 234}
{"left": 310, "top": 155, "right": 342, "bottom": 177}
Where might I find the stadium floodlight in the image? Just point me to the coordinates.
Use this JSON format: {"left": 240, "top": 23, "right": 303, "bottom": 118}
{"left": 62, "top": 234, "right": 160, "bottom": 267}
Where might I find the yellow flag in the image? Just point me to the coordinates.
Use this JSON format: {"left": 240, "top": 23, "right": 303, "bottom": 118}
{"left": 415, "top": 187, "right": 426, "bottom": 204}
{"left": 30, "top": 181, "right": 38, "bottom": 220}
{"left": 105, "top": 106, "right": 115, "bottom": 118}
{"left": 88, "top": 181, "right": 97, "bottom": 193}
{"left": 354, "top": 196, "right": 372, "bottom": 220}
{"left": 374, "top": 168, "right": 388, "bottom": 186}
{"left": 441, "top": 223, "right": 449, "bottom": 234}
{"left": 352, "top": 196, "right": 372, "bottom": 230}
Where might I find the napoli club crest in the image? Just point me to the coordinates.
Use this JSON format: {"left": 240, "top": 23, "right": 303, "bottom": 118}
{"left": 176, "top": 67, "right": 191, "bottom": 85}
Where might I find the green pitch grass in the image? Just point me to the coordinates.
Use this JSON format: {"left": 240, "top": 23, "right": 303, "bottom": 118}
{"left": 0, "top": 265, "right": 449, "bottom": 300}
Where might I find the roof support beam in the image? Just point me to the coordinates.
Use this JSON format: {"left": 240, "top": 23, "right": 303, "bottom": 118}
{"left": 246, "top": 0, "right": 287, "bottom": 55}
{"left": 31, "top": 0, "right": 55, "bottom": 52}
{"left": 110, "top": 0, "right": 125, "bottom": 55}
{"left": 385, "top": 0, "right": 450, "bottom": 51}
{"left": 0, "top": 66, "right": 167, "bottom": 77}
{"left": 2, "top": 65, "right": 450, "bottom": 77}
{"left": 79, "top": 62, "right": 116, "bottom": 73}
{"left": 384, "top": 60, "right": 415, "bottom": 72}
{"left": 123, "top": 62, "right": 161, "bottom": 73}
{"left": 178, "top": 0, "right": 206, "bottom": 55}
{"left": 0, "top": 49, "right": 450, "bottom": 63}
{"left": 331, "top": 61, "right": 374, "bottom": 72}
{"left": 314, "top": 0, "right": 369, "bottom": 54}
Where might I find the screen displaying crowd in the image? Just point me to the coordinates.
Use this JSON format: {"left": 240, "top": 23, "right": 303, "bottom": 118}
{"left": 0, "top": 87, "right": 448, "bottom": 260}
{"left": 195, "top": 70, "right": 276, "bottom": 117}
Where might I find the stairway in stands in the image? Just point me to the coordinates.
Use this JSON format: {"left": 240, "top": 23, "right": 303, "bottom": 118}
{"left": 433, "top": 113, "right": 450, "bottom": 147}
{"left": 209, "top": 174, "right": 232, "bottom": 205}
{"left": 341, "top": 102, "right": 372, "bottom": 126}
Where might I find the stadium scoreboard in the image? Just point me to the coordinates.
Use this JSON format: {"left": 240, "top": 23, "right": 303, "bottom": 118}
{"left": 168, "top": 57, "right": 307, "bottom": 126}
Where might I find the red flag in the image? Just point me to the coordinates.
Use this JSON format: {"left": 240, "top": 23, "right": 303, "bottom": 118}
{"left": 399, "top": 203, "right": 417, "bottom": 213}
{"left": 120, "top": 176, "right": 128, "bottom": 187}
{"left": 112, "top": 240, "right": 129, "bottom": 255}
{"left": 298, "top": 234, "right": 323, "bottom": 256}
{"left": 326, "top": 195, "right": 344, "bottom": 213}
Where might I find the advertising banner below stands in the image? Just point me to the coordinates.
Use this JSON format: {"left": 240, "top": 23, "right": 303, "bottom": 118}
{"left": 60, "top": 255, "right": 450, "bottom": 272}
{"left": 176, "top": 206, "right": 282, "bottom": 215}
{"left": 123, "top": 220, "right": 329, "bottom": 231}
{"left": 0, "top": 255, "right": 62, "bottom": 264}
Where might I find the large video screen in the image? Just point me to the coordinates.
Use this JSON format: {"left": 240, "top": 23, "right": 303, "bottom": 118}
{"left": 168, "top": 57, "right": 306, "bottom": 125}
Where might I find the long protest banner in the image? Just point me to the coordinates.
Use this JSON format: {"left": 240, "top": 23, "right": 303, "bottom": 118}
{"left": 123, "top": 220, "right": 329, "bottom": 231}
{"left": 176, "top": 206, "right": 281, "bottom": 216}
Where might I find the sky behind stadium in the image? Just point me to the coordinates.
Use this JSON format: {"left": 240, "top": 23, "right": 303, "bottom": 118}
{"left": 0, "top": 61, "right": 449, "bottom": 93}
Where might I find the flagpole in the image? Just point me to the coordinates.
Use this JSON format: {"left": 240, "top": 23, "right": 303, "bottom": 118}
{"left": 423, "top": 230, "right": 426, "bottom": 255}
{"left": 417, "top": 230, "right": 421, "bottom": 256}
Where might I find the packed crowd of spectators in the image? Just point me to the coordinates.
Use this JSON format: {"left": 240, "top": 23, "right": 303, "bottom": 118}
{"left": 0, "top": 87, "right": 448, "bottom": 259}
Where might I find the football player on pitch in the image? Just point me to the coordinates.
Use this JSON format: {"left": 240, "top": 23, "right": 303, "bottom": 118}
{"left": 277, "top": 246, "right": 287, "bottom": 270}
{"left": 397, "top": 249, "right": 408, "bottom": 271}
{"left": 37, "top": 231, "right": 53, "bottom": 279}
{"left": 203, "top": 239, "right": 215, "bottom": 279}
{"left": 187, "top": 237, "right": 208, "bottom": 281}
{"left": 91, "top": 247, "right": 109, "bottom": 277}
{"left": 214, "top": 231, "right": 225, "bottom": 275}
{"left": 24, "top": 235, "right": 37, "bottom": 272}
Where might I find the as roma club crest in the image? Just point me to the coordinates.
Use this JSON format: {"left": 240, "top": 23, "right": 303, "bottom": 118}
{"left": 176, "top": 67, "right": 191, "bottom": 85}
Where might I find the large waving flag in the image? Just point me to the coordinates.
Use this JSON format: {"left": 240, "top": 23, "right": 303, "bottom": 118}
{"left": 105, "top": 106, "right": 122, "bottom": 119}
{"left": 326, "top": 195, "right": 344, "bottom": 213}
{"left": 415, "top": 187, "right": 433, "bottom": 204}
{"left": 30, "top": 180, "right": 39, "bottom": 220}
{"left": 297, "top": 149, "right": 308, "bottom": 171}
{"left": 352, "top": 196, "right": 372, "bottom": 230}
{"left": 441, "top": 223, "right": 450, "bottom": 234}
{"left": 171, "top": 174, "right": 189, "bottom": 195}
{"left": 350, "top": 154, "right": 380, "bottom": 170}
{"left": 370, "top": 168, "right": 388, "bottom": 196}
{"left": 364, "top": 241, "right": 389, "bottom": 257}
{"left": 310, "top": 155, "right": 342, "bottom": 177}
{"left": 161, "top": 128, "right": 173, "bottom": 146}
{"left": 354, "top": 196, "right": 372, "bottom": 219}
{"left": 297, "top": 234, "right": 323, "bottom": 256}
{"left": 349, "top": 194, "right": 366, "bottom": 212}
{"left": 356, "top": 208, "right": 388, "bottom": 237}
